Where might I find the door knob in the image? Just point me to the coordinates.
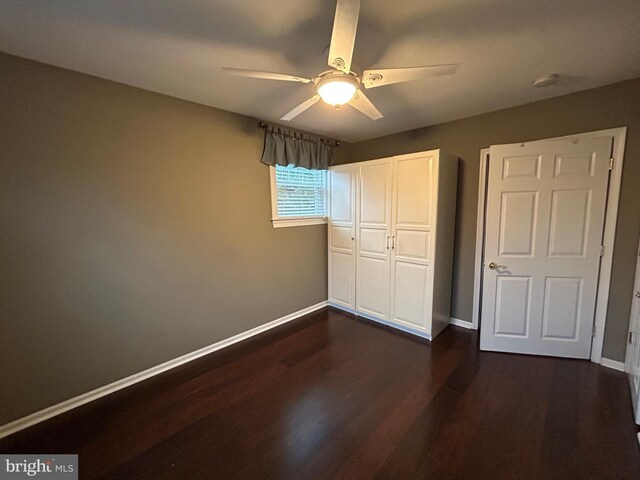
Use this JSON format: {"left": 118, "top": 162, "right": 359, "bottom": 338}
{"left": 636, "top": 291, "right": 640, "bottom": 298}
{"left": 488, "top": 262, "right": 506, "bottom": 270}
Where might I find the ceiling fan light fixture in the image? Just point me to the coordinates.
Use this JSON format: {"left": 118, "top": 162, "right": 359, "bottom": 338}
{"left": 316, "top": 75, "right": 358, "bottom": 106}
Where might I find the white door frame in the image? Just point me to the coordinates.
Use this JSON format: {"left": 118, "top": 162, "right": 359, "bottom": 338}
{"left": 471, "top": 127, "right": 627, "bottom": 364}
{"left": 471, "top": 148, "right": 491, "bottom": 331}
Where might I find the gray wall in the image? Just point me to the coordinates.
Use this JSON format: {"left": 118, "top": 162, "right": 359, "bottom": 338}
{"left": 340, "top": 78, "right": 640, "bottom": 362}
{"left": 0, "top": 52, "right": 327, "bottom": 426}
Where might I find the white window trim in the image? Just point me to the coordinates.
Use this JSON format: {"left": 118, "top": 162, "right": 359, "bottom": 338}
{"left": 269, "top": 166, "right": 328, "bottom": 228}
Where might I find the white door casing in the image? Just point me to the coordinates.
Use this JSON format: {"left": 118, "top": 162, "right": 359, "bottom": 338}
{"left": 480, "top": 137, "right": 613, "bottom": 358}
{"left": 389, "top": 153, "right": 435, "bottom": 332}
{"left": 328, "top": 165, "right": 357, "bottom": 310}
{"left": 356, "top": 159, "right": 393, "bottom": 320}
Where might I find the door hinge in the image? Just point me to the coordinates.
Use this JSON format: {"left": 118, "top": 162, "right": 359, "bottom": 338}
{"left": 629, "top": 331, "right": 634, "bottom": 345}
{"left": 599, "top": 245, "right": 605, "bottom": 257}
{"left": 592, "top": 324, "right": 597, "bottom": 338}
{"left": 609, "top": 157, "right": 614, "bottom": 170}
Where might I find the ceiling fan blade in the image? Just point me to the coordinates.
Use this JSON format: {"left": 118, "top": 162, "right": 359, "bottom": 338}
{"left": 222, "top": 67, "right": 311, "bottom": 83}
{"left": 281, "top": 95, "right": 321, "bottom": 121}
{"left": 362, "top": 64, "right": 458, "bottom": 89}
{"left": 349, "top": 90, "right": 383, "bottom": 120}
{"left": 327, "top": 0, "right": 360, "bottom": 73}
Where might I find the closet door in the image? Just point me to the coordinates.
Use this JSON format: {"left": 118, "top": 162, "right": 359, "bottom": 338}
{"left": 356, "top": 159, "right": 393, "bottom": 320}
{"left": 389, "top": 153, "right": 435, "bottom": 331}
{"left": 328, "top": 165, "right": 357, "bottom": 310}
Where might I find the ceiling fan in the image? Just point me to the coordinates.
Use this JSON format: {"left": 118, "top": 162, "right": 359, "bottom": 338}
{"left": 222, "top": 0, "right": 457, "bottom": 121}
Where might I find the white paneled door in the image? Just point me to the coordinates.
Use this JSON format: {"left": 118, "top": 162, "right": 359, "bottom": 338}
{"left": 480, "top": 137, "right": 613, "bottom": 358}
{"left": 390, "top": 153, "right": 434, "bottom": 331}
{"left": 328, "top": 165, "right": 356, "bottom": 310}
{"left": 356, "top": 159, "right": 393, "bottom": 320}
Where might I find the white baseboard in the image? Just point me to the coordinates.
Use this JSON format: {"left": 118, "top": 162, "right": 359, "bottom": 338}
{"left": 450, "top": 317, "right": 475, "bottom": 330}
{"left": 0, "top": 300, "right": 328, "bottom": 440}
{"left": 600, "top": 357, "right": 625, "bottom": 372}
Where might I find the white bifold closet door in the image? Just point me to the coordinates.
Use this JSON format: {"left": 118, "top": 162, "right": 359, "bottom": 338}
{"left": 356, "top": 159, "right": 393, "bottom": 320}
{"left": 328, "top": 165, "right": 356, "bottom": 311}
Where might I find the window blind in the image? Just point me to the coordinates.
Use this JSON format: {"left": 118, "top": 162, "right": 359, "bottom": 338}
{"left": 275, "top": 165, "right": 327, "bottom": 218}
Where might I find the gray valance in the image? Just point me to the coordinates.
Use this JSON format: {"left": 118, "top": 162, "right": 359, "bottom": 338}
{"left": 260, "top": 124, "right": 333, "bottom": 170}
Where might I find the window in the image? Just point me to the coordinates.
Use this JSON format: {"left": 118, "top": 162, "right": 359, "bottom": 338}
{"left": 270, "top": 164, "right": 328, "bottom": 228}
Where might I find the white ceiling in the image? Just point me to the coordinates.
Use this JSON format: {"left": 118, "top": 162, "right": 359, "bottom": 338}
{"left": 1, "top": 0, "right": 639, "bottom": 142}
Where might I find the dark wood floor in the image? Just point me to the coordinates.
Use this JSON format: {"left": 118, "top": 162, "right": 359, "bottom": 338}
{"left": 2, "top": 307, "right": 639, "bottom": 479}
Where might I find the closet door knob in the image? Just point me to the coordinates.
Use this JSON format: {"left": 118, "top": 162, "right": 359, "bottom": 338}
{"left": 386, "top": 236, "right": 390, "bottom": 250}
{"left": 392, "top": 236, "right": 396, "bottom": 250}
